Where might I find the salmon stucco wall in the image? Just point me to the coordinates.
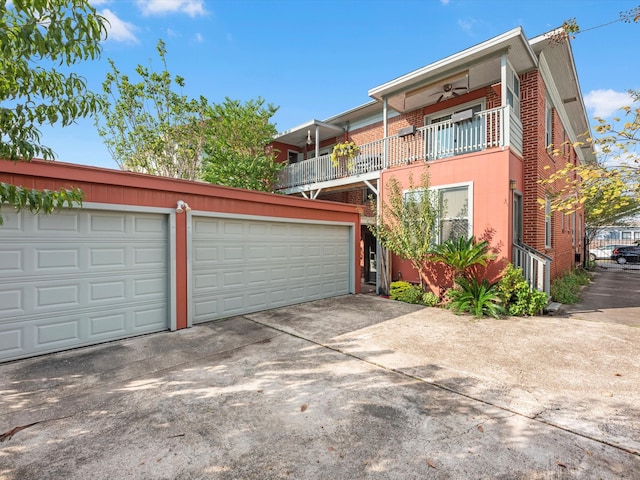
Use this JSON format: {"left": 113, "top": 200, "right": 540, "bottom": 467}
{"left": 379, "top": 148, "right": 521, "bottom": 292}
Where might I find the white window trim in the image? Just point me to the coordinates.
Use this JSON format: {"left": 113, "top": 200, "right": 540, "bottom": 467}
{"left": 545, "top": 195, "right": 552, "bottom": 248}
{"left": 404, "top": 181, "right": 473, "bottom": 243}
{"left": 545, "top": 95, "right": 554, "bottom": 150}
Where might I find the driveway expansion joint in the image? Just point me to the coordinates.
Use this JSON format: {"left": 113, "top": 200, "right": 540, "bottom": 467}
{"left": 246, "top": 316, "right": 640, "bottom": 458}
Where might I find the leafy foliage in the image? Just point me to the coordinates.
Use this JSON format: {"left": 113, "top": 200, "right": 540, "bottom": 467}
{"left": 330, "top": 141, "right": 359, "bottom": 167}
{"left": 446, "top": 277, "right": 506, "bottom": 319}
{"left": 429, "top": 236, "right": 496, "bottom": 279}
{"left": 389, "top": 281, "right": 438, "bottom": 306}
{"left": 421, "top": 291, "right": 439, "bottom": 307}
{"left": 497, "top": 264, "right": 548, "bottom": 316}
{"left": 200, "top": 97, "right": 282, "bottom": 191}
{"left": 540, "top": 87, "right": 639, "bottom": 224}
{"left": 369, "top": 172, "right": 439, "bottom": 283}
{"left": 1, "top": 1, "right": 107, "bottom": 224}
{"left": 97, "top": 41, "right": 282, "bottom": 190}
{"left": 1, "top": 0, "right": 107, "bottom": 161}
{"left": 0, "top": 183, "right": 83, "bottom": 225}
{"left": 97, "top": 40, "right": 210, "bottom": 180}
{"left": 550, "top": 268, "right": 591, "bottom": 304}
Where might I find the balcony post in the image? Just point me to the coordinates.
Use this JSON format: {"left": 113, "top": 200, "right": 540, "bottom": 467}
{"left": 503, "top": 105, "right": 510, "bottom": 148}
{"left": 383, "top": 97, "right": 389, "bottom": 168}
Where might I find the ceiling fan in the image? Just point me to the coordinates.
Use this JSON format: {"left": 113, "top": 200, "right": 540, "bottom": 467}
{"left": 432, "top": 81, "right": 468, "bottom": 103}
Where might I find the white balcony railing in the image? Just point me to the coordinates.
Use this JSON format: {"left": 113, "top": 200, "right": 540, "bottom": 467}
{"left": 277, "top": 105, "right": 521, "bottom": 190}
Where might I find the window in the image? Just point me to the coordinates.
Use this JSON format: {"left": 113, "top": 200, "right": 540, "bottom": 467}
{"left": 506, "top": 72, "right": 520, "bottom": 117}
{"left": 287, "top": 150, "right": 299, "bottom": 164}
{"left": 545, "top": 96, "right": 553, "bottom": 150}
{"left": 634, "top": 232, "right": 640, "bottom": 240}
{"left": 403, "top": 183, "right": 471, "bottom": 245}
{"left": 438, "top": 185, "right": 470, "bottom": 243}
{"left": 545, "top": 195, "right": 552, "bottom": 248}
{"left": 622, "top": 231, "right": 632, "bottom": 240}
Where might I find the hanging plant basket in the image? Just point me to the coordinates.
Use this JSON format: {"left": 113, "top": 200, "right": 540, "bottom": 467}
{"left": 330, "top": 141, "right": 360, "bottom": 168}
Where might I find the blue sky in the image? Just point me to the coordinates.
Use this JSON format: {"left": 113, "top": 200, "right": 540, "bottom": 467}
{"left": 38, "top": 0, "right": 640, "bottom": 169}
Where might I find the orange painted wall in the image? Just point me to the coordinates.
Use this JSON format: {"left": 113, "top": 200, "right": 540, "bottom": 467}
{"left": 379, "top": 148, "right": 522, "bottom": 292}
{"left": 0, "top": 160, "right": 361, "bottom": 328}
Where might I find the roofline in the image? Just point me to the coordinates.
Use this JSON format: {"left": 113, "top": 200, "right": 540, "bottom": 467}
{"left": 276, "top": 119, "right": 343, "bottom": 138}
{"left": 368, "top": 26, "right": 538, "bottom": 100}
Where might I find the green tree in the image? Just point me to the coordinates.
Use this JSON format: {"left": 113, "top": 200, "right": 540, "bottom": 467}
{"left": 200, "top": 97, "right": 282, "bottom": 191}
{"left": 97, "top": 41, "right": 282, "bottom": 190}
{"left": 541, "top": 90, "right": 639, "bottom": 221}
{"left": 369, "top": 171, "right": 439, "bottom": 284}
{"left": 0, "top": 0, "right": 107, "bottom": 224}
{"left": 542, "top": 9, "right": 639, "bottom": 220}
{"left": 97, "top": 40, "right": 210, "bottom": 180}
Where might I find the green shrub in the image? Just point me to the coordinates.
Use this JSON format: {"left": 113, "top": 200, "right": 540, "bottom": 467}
{"left": 402, "top": 285, "right": 425, "bottom": 304}
{"left": 421, "top": 291, "right": 439, "bottom": 307}
{"left": 390, "top": 281, "right": 414, "bottom": 301}
{"left": 497, "top": 264, "right": 548, "bottom": 316}
{"left": 550, "top": 268, "right": 592, "bottom": 304}
{"left": 390, "top": 281, "right": 439, "bottom": 306}
{"left": 446, "top": 277, "right": 506, "bottom": 319}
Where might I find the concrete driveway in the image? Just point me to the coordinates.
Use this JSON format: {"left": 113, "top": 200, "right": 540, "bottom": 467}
{"left": 1, "top": 294, "right": 639, "bottom": 479}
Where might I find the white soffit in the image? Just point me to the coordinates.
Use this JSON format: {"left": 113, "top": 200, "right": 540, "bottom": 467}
{"left": 368, "top": 27, "right": 537, "bottom": 103}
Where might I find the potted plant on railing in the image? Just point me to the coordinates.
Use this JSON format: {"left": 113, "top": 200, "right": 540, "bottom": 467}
{"left": 330, "top": 141, "right": 359, "bottom": 174}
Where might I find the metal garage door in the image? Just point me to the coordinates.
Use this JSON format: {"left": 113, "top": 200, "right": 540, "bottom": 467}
{"left": 0, "top": 207, "right": 170, "bottom": 362}
{"left": 190, "top": 215, "right": 352, "bottom": 324}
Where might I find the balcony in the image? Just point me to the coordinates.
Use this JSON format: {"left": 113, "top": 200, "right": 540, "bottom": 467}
{"left": 277, "top": 105, "right": 522, "bottom": 192}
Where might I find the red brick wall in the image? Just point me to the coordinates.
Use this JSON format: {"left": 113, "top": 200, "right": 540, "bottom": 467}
{"left": 519, "top": 70, "right": 584, "bottom": 280}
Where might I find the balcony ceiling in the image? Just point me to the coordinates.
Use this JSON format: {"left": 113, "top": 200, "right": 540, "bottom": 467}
{"left": 368, "top": 27, "right": 538, "bottom": 113}
{"left": 274, "top": 119, "right": 345, "bottom": 149}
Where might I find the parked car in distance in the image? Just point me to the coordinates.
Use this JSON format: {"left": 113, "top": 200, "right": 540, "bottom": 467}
{"left": 611, "top": 245, "right": 640, "bottom": 264}
{"left": 589, "top": 244, "right": 625, "bottom": 261}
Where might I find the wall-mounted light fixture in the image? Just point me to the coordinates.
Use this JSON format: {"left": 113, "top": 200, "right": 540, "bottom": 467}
{"left": 509, "top": 179, "right": 517, "bottom": 191}
{"left": 175, "top": 200, "right": 191, "bottom": 213}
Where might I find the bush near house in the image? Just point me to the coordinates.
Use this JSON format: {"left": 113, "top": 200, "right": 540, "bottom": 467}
{"left": 550, "top": 268, "right": 592, "bottom": 304}
{"left": 389, "top": 261, "right": 552, "bottom": 318}
{"left": 389, "top": 281, "right": 439, "bottom": 306}
{"left": 497, "top": 264, "right": 549, "bottom": 316}
{"left": 446, "top": 277, "right": 506, "bottom": 319}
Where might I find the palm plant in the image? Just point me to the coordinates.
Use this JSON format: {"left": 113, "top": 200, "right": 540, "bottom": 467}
{"left": 447, "top": 277, "right": 506, "bottom": 319}
{"left": 429, "top": 236, "right": 496, "bottom": 280}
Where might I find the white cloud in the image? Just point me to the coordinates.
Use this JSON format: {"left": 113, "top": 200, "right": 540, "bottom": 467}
{"left": 136, "top": 0, "right": 207, "bottom": 17}
{"left": 440, "top": 0, "right": 450, "bottom": 4}
{"left": 101, "top": 9, "right": 139, "bottom": 43}
{"left": 584, "top": 89, "right": 634, "bottom": 118}
{"left": 194, "top": 32, "right": 204, "bottom": 43}
{"left": 458, "top": 17, "right": 477, "bottom": 33}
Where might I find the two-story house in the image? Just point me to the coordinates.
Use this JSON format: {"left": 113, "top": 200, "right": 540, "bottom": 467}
{"left": 271, "top": 26, "right": 594, "bottom": 296}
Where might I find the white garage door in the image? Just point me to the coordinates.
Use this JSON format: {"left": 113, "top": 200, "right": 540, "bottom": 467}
{"left": 191, "top": 216, "right": 352, "bottom": 324}
{"left": 0, "top": 208, "right": 170, "bottom": 362}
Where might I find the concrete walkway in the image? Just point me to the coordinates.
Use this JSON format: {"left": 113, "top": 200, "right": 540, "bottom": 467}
{"left": 1, "top": 293, "right": 639, "bottom": 479}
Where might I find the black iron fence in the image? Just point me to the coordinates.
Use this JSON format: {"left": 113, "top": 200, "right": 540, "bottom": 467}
{"left": 585, "top": 235, "right": 640, "bottom": 273}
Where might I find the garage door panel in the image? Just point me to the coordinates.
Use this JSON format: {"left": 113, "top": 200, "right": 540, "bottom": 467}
{"left": 0, "top": 209, "right": 169, "bottom": 362}
{"left": 191, "top": 216, "right": 351, "bottom": 324}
